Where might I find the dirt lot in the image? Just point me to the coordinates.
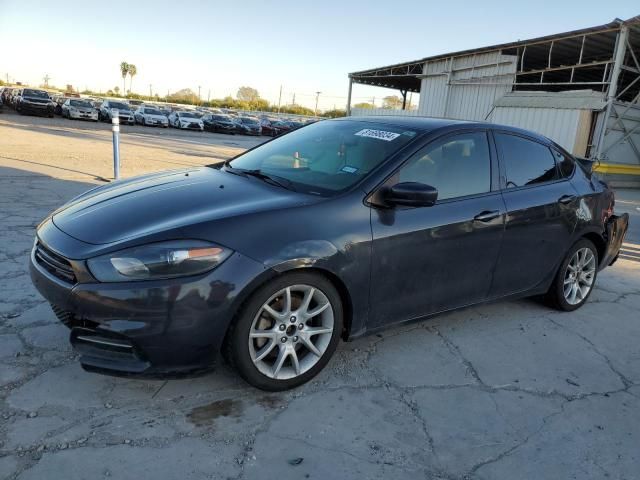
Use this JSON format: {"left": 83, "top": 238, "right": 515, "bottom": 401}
{"left": 1, "top": 111, "right": 639, "bottom": 480}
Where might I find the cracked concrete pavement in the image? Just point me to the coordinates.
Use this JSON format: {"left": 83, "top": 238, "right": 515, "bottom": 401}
{"left": 1, "top": 113, "right": 640, "bottom": 479}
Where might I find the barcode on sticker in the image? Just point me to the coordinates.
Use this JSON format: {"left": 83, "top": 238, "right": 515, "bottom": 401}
{"left": 354, "top": 129, "right": 401, "bottom": 141}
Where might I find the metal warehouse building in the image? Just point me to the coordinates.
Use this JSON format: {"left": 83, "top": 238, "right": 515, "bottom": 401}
{"left": 347, "top": 15, "right": 640, "bottom": 185}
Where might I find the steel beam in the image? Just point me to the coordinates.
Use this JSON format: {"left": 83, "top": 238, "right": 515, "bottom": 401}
{"left": 594, "top": 25, "right": 629, "bottom": 160}
{"left": 346, "top": 77, "right": 353, "bottom": 116}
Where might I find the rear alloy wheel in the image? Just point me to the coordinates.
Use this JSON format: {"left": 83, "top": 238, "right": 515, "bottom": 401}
{"left": 545, "top": 238, "right": 598, "bottom": 311}
{"left": 227, "top": 272, "right": 342, "bottom": 390}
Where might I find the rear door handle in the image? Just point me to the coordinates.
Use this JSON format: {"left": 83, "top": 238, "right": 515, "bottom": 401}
{"left": 558, "top": 195, "right": 576, "bottom": 205}
{"left": 473, "top": 210, "right": 501, "bottom": 222}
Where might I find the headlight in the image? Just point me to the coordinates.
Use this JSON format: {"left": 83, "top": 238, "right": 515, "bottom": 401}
{"left": 87, "top": 240, "right": 232, "bottom": 282}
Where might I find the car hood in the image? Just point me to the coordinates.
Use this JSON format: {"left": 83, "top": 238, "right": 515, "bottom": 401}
{"left": 24, "top": 96, "right": 51, "bottom": 103}
{"left": 179, "top": 117, "right": 202, "bottom": 123}
{"left": 51, "top": 167, "right": 314, "bottom": 245}
{"left": 144, "top": 113, "right": 167, "bottom": 121}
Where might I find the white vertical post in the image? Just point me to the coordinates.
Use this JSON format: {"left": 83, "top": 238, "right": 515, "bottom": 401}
{"left": 111, "top": 109, "right": 120, "bottom": 180}
{"left": 346, "top": 77, "right": 353, "bottom": 116}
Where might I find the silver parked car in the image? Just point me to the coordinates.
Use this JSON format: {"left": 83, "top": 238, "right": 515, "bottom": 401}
{"left": 135, "top": 106, "right": 169, "bottom": 127}
{"left": 62, "top": 99, "right": 98, "bottom": 122}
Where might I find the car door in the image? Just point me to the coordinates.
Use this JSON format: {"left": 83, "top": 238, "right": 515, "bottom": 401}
{"left": 369, "top": 130, "right": 505, "bottom": 328}
{"left": 488, "top": 131, "right": 579, "bottom": 298}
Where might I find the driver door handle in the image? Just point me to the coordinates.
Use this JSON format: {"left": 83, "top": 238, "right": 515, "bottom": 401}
{"left": 473, "top": 210, "right": 501, "bottom": 222}
{"left": 558, "top": 194, "right": 576, "bottom": 205}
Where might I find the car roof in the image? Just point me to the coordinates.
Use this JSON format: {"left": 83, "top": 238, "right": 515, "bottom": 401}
{"left": 333, "top": 115, "right": 553, "bottom": 145}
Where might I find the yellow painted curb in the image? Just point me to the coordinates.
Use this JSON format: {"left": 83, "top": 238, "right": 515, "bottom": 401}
{"left": 594, "top": 163, "right": 640, "bottom": 175}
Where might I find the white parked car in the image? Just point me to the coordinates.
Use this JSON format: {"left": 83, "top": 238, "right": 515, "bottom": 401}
{"left": 62, "top": 99, "right": 98, "bottom": 121}
{"left": 168, "top": 111, "right": 204, "bottom": 130}
{"left": 135, "top": 106, "right": 169, "bottom": 127}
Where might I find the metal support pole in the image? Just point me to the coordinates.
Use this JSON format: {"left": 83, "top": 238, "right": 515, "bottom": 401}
{"left": 111, "top": 109, "right": 120, "bottom": 180}
{"left": 346, "top": 77, "right": 353, "bottom": 116}
{"left": 594, "top": 26, "right": 628, "bottom": 160}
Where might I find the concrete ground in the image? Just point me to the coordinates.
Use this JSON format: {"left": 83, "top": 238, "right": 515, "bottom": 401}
{"left": 1, "top": 111, "right": 639, "bottom": 480}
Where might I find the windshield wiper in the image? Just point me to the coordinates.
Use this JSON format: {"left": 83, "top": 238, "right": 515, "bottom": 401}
{"left": 224, "top": 166, "right": 296, "bottom": 192}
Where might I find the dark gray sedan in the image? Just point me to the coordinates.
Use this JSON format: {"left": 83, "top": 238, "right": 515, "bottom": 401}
{"left": 29, "top": 116, "right": 628, "bottom": 390}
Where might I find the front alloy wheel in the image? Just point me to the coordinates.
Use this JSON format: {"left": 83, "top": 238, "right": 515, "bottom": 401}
{"left": 227, "top": 272, "right": 342, "bottom": 390}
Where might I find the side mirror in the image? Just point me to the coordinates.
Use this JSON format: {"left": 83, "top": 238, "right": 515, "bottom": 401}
{"left": 385, "top": 182, "right": 438, "bottom": 207}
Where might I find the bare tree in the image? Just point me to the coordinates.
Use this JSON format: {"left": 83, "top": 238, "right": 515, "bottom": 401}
{"left": 236, "top": 86, "right": 260, "bottom": 102}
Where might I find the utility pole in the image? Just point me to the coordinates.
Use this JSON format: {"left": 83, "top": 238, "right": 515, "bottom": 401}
{"left": 197, "top": 85, "right": 201, "bottom": 104}
{"left": 207, "top": 89, "right": 210, "bottom": 103}
{"left": 149, "top": 84, "right": 152, "bottom": 98}
{"left": 277, "top": 85, "right": 282, "bottom": 113}
{"left": 314, "top": 91, "right": 322, "bottom": 116}
{"left": 292, "top": 93, "right": 296, "bottom": 105}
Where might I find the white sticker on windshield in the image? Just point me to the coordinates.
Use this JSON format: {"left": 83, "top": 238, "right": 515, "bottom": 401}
{"left": 354, "top": 128, "right": 401, "bottom": 142}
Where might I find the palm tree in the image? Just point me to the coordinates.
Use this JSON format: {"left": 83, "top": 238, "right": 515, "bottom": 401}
{"left": 128, "top": 64, "right": 137, "bottom": 95}
{"left": 120, "top": 62, "right": 129, "bottom": 96}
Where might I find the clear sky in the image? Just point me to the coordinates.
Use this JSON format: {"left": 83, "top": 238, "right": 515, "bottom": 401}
{"left": 0, "top": 0, "right": 637, "bottom": 111}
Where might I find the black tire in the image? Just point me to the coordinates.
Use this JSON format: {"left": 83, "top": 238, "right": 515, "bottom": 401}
{"left": 544, "top": 238, "right": 598, "bottom": 311}
{"left": 225, "top": 271, "right": 343, "bottom": 391}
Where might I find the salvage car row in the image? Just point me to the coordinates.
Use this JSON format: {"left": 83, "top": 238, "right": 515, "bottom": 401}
{"left": 0, "top": 87, "right": 315, "bottom": 136}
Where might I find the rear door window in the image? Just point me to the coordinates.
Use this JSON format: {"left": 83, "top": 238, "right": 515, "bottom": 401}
{"left": 552, "top": 149, "right": 575, "bottom": 178}
{"left": 495, "top": 133, "right": 560, "bottom": 188}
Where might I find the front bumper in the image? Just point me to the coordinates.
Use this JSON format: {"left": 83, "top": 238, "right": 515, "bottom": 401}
{"left": 70, "top": 111, "right": 98, "bottom": 120}
{"left": 144, "top": 118, "right": 168, "bottom": 127}
{"left": 180, "top": 123, "right": 203, "bottom": 130}
{"left": 29, "top": 229, "right": 270, "bottom": 377}
{"left": 20, "top": 102, "right": 53, "bottom": 116}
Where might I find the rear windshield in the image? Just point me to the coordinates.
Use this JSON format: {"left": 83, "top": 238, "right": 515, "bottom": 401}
{"left": 144, "top": 108, "right": 162, "bottom": 115}
{"left": 109, "top": 102, "right": 129, "bottom": 110}
{"left": 228, "top": 120, "right": 419, "bottom": 195}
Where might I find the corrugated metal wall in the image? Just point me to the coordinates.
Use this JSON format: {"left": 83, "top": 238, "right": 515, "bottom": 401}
{"left": 488, "top": 107, "right": 583, "bottom": 153}
{"left": 418, "top": 51, "right": 517, "bottom": 120}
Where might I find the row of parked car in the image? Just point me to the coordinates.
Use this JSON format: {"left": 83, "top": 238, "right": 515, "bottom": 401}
{"left": 0, "top": 87, "right": 316, "bottom": 137}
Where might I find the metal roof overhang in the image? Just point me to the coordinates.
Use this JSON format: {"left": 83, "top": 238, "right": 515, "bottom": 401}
{"left": 349, "top": 15, "right": 640, "bottom": 95}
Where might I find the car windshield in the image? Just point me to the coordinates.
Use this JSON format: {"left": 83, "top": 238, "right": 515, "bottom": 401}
{"left": 228, "top": 120, "right": 418, "bottom": 195}
{"left": 180, "top": 112, "right": 201, "bottom": 118}
{"left": 70, "top": 100, "right": 92, "bottom": 108}
{"left": 212, "top": 115, "right": 230, "bottom": 120}
{"left": 145, "top": 108, "right": 162, "bottom": 115}
{"left": 242, "top": 118, "right": 259, "bottom": 124}
{"left": 24, "top": 89, "right": 49, "bottom": 98}
{"left": 109, "top": 102, "right": 129, "bottom": 110}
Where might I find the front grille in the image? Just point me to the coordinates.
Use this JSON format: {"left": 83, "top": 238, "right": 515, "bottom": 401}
{"left": 35, "top": 242, "right": 77, "bottom": 284}
{"left": 50, "top": 304, "right": 75, "bottom": 327}
{"left": 50, "top": 304, "right": 98, "bottom": 330}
